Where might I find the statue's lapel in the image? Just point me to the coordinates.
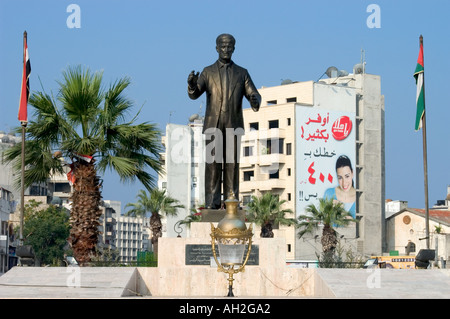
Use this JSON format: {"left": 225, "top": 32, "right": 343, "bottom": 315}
{"left": 212, "top": 62, "right": 222, "bottom": 99}
{"left": 228, "top": 64, "right": 240, "bottom": 99}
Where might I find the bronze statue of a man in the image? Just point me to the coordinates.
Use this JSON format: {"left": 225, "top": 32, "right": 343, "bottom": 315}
{"left": 188, "top": 34, "right": 261, "bottom": 209}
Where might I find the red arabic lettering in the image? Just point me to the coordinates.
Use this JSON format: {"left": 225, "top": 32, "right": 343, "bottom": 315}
{"left": 308, "top": 162, "right": 316, "bottom": 184}
{"left": 305, "top": 113, "right": 329, "bottom": 126}
{"left": 305, "top": 129, "right": 329, "bottom": 142}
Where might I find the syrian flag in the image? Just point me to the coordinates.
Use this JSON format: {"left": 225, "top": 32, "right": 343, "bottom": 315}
{"left": 414, "top": 37, "right": 425, "bottom": 131}
{"left": 18, "top": 32, "right": 31, "bottom": 123}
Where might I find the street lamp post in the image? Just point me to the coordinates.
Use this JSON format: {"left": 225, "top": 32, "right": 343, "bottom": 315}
{"left": 210, "top": 192, "right": 253, "bottom": 297}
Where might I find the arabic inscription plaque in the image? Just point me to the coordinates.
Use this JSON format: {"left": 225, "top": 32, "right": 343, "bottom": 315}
{"left": 185, "top": 244, "right": 259, "bottom": 266}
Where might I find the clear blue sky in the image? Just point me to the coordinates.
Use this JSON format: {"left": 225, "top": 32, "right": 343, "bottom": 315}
{"left": 1, "top": 0, "right": 449, "bottom": 213}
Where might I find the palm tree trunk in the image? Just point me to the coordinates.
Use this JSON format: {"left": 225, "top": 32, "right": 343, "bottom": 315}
{"left": 150, "top": 212, "right": 162, "bottom": 260}
{"left": 68, "top": 160, "right": 102, "bottom": 264}
{"left": 321, "top": 224, "right": 337, "bottom": 254}
{"left": 260, "top": 221, "right": 274, "bottom": 238}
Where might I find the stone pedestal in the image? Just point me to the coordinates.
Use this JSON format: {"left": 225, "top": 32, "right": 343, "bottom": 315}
{"left": 142, "top": 222, "right": 322, "bottom": 297}
{"left": 159, "top": 223, "right": 285, "bottom": 268}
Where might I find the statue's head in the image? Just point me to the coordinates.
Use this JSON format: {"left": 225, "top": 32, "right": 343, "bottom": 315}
{"left": 216, "top": 33, "right": 235, "bottom": 62}
{"left": 216, "top": 33, "right": 236, "bottom": 46}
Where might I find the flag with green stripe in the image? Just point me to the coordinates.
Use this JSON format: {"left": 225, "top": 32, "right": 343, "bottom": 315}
{"left": 414, "top": 39, "right": 425, "bottom": 131}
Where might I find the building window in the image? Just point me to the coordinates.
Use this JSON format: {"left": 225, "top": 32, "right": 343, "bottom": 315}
{"left": 287, "top": 244, "right": 291, "bottom": 252}
{"left": 266, "top": 138, "right": 284, "bottom": 154}
{"left": 286, "top": 143, "right": 292, "bottom": 155}
{"left": 55, "top": 182, "right": 71, "bottom": 193}
{"left": 288, "top": 193, "right": 291, "bottom": 201}
{"left": 405, "top": 241, "right": 416, "bottom": 254}
{"left": 242, "top": 195, "right": 252, "bottom": 205}
{"left": 269, "top": 120, "right": 279, "bottom": 129}
{"left": 286, "top": 97, "right": 297, "bottom": 103}
{"left": 267, "top": 100, "right": 277, "bottom": 105}
{"left": 287, "top": 168, "right": 291, "bottom": 176}
{"left": 249, "top": 122, "right": 259, "bottom": 131}
{"left": 287, "top": 118, "right": 291, "bottom": 126}
{"left": 29, "top": 186, "right": 41, "bottom": 196}
{"left": 244, "top": 146, "right": 254, "bottom": 157}
{"left": 269, "top": 170, "right": 279, "bottom": 179}
{"left": 243, "top": 171, "right": 254, "bottom": 181}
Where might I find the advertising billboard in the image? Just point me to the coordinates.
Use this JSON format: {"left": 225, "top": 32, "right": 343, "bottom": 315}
{"left": 296, "top": 88, "right": 357, "bottom": 218}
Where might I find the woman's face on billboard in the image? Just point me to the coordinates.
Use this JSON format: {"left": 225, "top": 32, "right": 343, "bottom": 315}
{"left": 337, "top": 166, "right": 353, "bottom": 192}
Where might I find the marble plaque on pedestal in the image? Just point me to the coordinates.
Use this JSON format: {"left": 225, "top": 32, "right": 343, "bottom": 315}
{"left": 185, "top": 244, "right": 259, "bottom": 266}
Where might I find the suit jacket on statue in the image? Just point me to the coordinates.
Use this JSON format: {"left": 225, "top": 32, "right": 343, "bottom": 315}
{"left": 188, "top": 60, "right": 260, "bottom": 133}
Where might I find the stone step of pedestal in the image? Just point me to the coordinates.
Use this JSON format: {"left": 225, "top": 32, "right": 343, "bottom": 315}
{"left": 0, "top": 267, "right": 144, "bottom": 298}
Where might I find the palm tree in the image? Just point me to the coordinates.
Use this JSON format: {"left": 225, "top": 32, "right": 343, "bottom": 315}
{"left": 3, "top": 65, "right": 162, "bottom": 264}
{"left": 297, "top": 197, "right": 356, "bottom": 259}
{"left": 245, "top": 192, "right": 296, "bottom": 238}
{"left": 178, "top": 207, "right": 203, "bottom": 229}
{"left": 125, "top": 188, "right": 184, "bottom": 258}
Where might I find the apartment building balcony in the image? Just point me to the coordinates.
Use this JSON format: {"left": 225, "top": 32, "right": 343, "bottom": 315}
{"left": 240, "top": 178, "right": 286, "bottom": 192}
{"left": 52, "top": 191, "right": 71, "bottom": 200}
{"left": 239, "top": 155, "right": 258, "bottom": 168}
{"left": 240, "top": 178, "right": 258, "bottom": 192}
{"left": 106, "top": 217, "right": 114, "bottom": 223}
{"left": 257, "top": 178, "right": 286, "bottom": 191}
{"left": 259, "top": 153, "right": 286, "bottom": 166}
{"left": 242, "top": 128, "right": 286, "bottom": 142}
{"left": 240, "top": 152, "right": 286, "bottom": 169}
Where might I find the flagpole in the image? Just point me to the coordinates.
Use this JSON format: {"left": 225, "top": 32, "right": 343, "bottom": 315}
{"left": 420, "top": 35, "right": 430, "bottom": 249}
{"left": 19, "top": 31, "right": 27, "bottom": 245}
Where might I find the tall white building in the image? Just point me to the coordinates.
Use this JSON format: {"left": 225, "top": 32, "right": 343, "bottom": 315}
{"left": 115, "top": 215, "right": 150, "bottom": 262}
{"left": 159, "top": 117, "right": 205, "bottom": 238}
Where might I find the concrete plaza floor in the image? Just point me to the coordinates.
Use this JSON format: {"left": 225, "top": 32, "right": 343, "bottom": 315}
{"left": 0, "top": 266, "right": 449, "bottom": 299}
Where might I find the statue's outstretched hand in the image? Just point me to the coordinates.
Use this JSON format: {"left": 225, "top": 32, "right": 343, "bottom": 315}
{"left": 188, "top": 70, "right": 199, "bottom": 89}
{"left": 250, "top": 93, "right": 260, "bottom": 111}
